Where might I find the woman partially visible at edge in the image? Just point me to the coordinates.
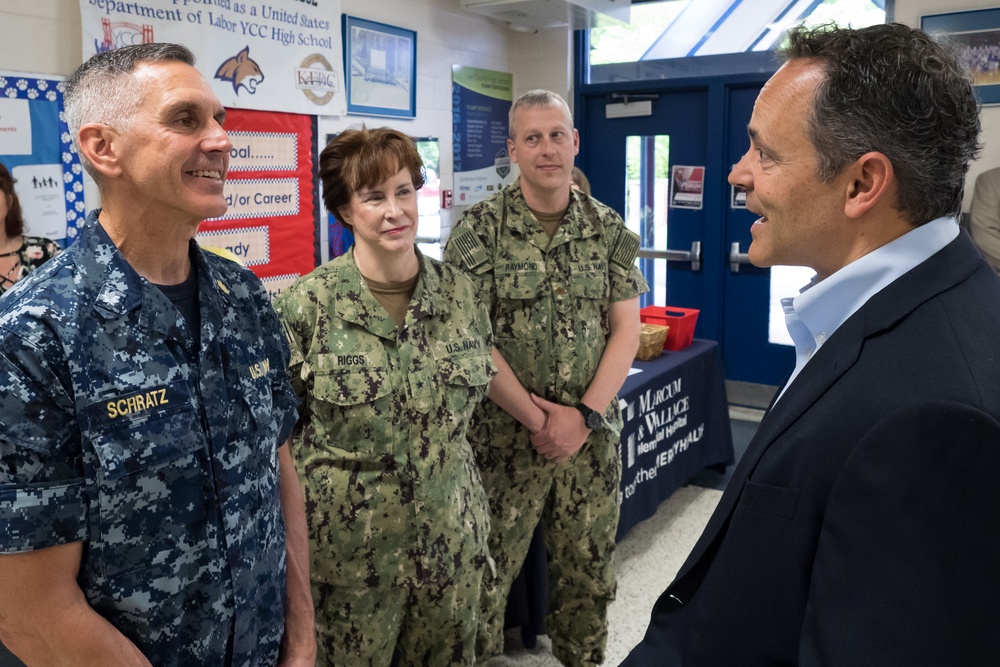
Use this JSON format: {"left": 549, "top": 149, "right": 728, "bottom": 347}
{"left": 272, "top": 127, "right": 498, "bottom": 666}
{"left": 0, "top": 163, "right": 60, "bottom": 297}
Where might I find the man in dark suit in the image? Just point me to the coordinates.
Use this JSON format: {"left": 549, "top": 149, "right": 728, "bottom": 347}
{"left": 622, "top": 23, "right": 1000, "bottom": 666}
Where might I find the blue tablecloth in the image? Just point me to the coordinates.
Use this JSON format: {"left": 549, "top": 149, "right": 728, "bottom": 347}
{"left": 505, "top": 338, "right": 734, "bottom": 640}
{"left": 615, "top": 338, "right": 734, "bottom": 539}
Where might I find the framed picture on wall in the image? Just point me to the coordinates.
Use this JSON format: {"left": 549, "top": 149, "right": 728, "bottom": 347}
{"left": 343, "top": 16, "right": 417, "bottom": 117}
{"left": 922, "top": 8, "right": 1000, "bottom": 105}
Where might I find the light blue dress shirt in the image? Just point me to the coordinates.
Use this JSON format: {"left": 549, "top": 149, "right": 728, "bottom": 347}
{"left": 775, "top": 216, "right": 959, "bottom": 405}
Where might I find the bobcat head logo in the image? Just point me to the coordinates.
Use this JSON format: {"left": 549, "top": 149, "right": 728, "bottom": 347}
{"left": 215, "top": 46, "right": 264, "bottom": 95}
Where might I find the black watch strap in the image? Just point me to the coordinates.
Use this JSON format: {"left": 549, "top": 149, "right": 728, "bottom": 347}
{"left": 576, "top": 402, "right": 603, "bottom": 430}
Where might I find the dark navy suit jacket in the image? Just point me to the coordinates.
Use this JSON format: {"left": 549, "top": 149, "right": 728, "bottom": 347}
{"left": 622, "top": 230, "right": 1000, "bottom": 666}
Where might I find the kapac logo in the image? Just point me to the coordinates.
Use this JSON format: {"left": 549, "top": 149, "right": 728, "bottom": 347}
{"left": 295, "top": 54, "right": 338, "bottom": 106}
{"left": 95, "top": 18, "right": 153, "bottom": 54}
{"left": 215, "top": 47, "right": 265, "bottom": 95}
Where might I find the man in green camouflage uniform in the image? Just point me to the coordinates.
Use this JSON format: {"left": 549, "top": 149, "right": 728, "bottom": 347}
{"left": 444, "top": 90, "right": 648, "bottom": 666}
{"left": 274, "top": 245, "right": 496, "bottom": 666}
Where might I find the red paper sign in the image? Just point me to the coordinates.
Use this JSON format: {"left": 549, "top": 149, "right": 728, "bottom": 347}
{"left": 198, "top": 107, "right": 320, "bottom": 298}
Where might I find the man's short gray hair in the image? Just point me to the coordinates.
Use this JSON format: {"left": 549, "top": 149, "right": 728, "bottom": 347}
{"left": 509, "top": 89, "right": 573, "bottom": 139}
{"left": 64, "top": 43, "right": 196, "bottom": 178}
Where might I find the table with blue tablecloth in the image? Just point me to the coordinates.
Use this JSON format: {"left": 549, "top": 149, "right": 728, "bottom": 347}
{"left": 615, "top": 337, "right": 734, "bottom": 539}
{"left": 505, "top": 338, "right": 735, "bottom": 642}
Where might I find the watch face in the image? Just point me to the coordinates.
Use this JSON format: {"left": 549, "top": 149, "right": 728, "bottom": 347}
{"left": 578, "top": 403, "right": 602, "bottom": 429}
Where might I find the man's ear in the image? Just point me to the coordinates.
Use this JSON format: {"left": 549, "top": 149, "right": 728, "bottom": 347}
{"left": 844, "top": 151, "right": 893, "bottom": 219}
{"left": 77, "top": 123, "right": 123, "bottom": 179}
{"left": 507, "top": 137, "right": 518, "bottom": 165}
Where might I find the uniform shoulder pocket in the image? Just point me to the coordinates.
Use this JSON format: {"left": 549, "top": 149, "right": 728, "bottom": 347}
{"left": 447, "top": 226, "right": 492, "bottom": 275}
{"left": 609, "top": 227, "right": 641, "bottom": 276}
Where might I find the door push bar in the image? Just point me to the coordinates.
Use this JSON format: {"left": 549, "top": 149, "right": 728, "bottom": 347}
{"left": 729, "top": 241, "right": 753, "bottom": 273}
{"left": 637, "top": 241, "right": 702, "bottom": 272}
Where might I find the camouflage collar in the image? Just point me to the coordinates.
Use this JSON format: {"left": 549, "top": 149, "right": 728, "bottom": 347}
{"left": 407, "top": 247, "right": 440, "bottom": 321}
{"left": 334, "top": 247, "right": 436, "bottom": 339}
{"left": 73, "top": 210, "right": 231, "bottom": 338}
{"left": 503, "top": 182, "right": 603, "bottom": 249}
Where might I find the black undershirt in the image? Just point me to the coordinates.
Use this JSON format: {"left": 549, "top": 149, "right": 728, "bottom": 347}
{"left": 153, "top": 263, "right": 201, "bottom": 350}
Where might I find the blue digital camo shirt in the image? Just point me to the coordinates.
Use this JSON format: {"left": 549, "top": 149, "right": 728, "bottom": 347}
{"left": 0, "top": 211, "right": 299, "bottom": 666}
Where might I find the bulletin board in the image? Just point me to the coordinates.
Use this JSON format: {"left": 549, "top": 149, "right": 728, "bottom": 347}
{"left": 0, "top": 72, "right": 86, "bottom": 243}
{"left": 196, "top": 107, "right": 321, "bottom": 298}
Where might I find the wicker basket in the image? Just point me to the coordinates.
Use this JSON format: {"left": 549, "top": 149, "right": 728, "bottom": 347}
{"left": 636, "top": 323, "right": 669, "bottom": 361}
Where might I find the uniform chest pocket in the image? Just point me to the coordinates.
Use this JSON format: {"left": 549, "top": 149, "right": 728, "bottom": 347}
{"left": 432, "top": 352, "right": 494, "bottom": 425}
{"left": 88, "top": 403, "right": 209, "bottom": 580}
{"left": 568, "top": 262, "right": 609, "bottom": 300}
{"left": 310, "top": 365, "right": 394, "bottom": 456}
{"left": 234, "top": 364, "right": 276, "bottom": 434}
{"left": 312, "top": 365, "right": 392, "bottom": 406}
{"left": 438, "top": 353, "right": 492, "bottom": 389}
{"left": 495, "top": 271, "right": 549, "bottom": 340}
{"left": 495, "top": 271, "right": 548, "bottom": 301}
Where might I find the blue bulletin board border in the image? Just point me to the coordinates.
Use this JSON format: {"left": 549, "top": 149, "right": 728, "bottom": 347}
{"left": 922, "top": 9, "right": 1000, "bottom": 106}
{"left": 0, "top": 74, "right": 86, "bottom": 243}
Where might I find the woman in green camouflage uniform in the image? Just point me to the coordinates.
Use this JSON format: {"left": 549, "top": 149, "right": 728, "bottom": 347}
{"left": 273, "top": 128, "right": 496, "bottom": 666}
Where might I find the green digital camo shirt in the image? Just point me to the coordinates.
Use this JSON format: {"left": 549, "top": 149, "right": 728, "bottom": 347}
{"left": 444, "top": 182, "right": 648, "bottom": 433}
{"left": 274, "top": 249, "right": 497, "bottom": 589}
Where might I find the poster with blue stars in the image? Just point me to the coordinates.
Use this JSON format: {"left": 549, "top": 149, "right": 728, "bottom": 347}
{"left": 0, "top": 72, "right": 86, "bottom": 243}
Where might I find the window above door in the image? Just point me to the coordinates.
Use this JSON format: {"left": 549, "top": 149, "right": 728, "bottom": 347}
{"left": 586, "top": 0, "right": 887, "bottom": 83}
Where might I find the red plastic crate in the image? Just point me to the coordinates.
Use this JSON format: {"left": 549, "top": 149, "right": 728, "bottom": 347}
{"left": 640, "top": 306, "right": 700, "bottom": 350}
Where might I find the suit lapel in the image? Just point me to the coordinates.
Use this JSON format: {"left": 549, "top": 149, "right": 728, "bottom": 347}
{"left": 671, "top": 317, "right": 865, "bottom": 587}
{"left": 671, "top": 230, "right": 984, "bottom": 589}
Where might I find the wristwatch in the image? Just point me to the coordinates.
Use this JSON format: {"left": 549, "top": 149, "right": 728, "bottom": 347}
{"left": 576, "top": 402, "right": 604, "bottom": 430}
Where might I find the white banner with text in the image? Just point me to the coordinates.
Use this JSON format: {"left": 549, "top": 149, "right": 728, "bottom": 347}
{"left": 80, "top": 0, "right": 347, "bottom": 116}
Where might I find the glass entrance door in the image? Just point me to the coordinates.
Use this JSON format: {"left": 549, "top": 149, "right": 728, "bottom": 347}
{"left": 579, "top": 73, "right": 797, "bottom": 393}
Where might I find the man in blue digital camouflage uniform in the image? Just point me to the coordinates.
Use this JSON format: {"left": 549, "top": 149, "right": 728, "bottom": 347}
{"left": 444, "top": 90, "right": 647, "bottom": 666}
{"left": 0, "top": 44, "right": 315, "bottom": 666}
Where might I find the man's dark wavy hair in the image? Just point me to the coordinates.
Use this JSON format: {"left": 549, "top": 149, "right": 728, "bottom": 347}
{"left": 783, "top": 22, "right": 981, "bottom": 225}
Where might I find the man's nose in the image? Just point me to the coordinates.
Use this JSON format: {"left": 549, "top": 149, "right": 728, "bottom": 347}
{"left": 204, "top": 121, "right": 233, "bottom": 154}
{"left": 729, "top": 151, "right": 751, "bottom": 188}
